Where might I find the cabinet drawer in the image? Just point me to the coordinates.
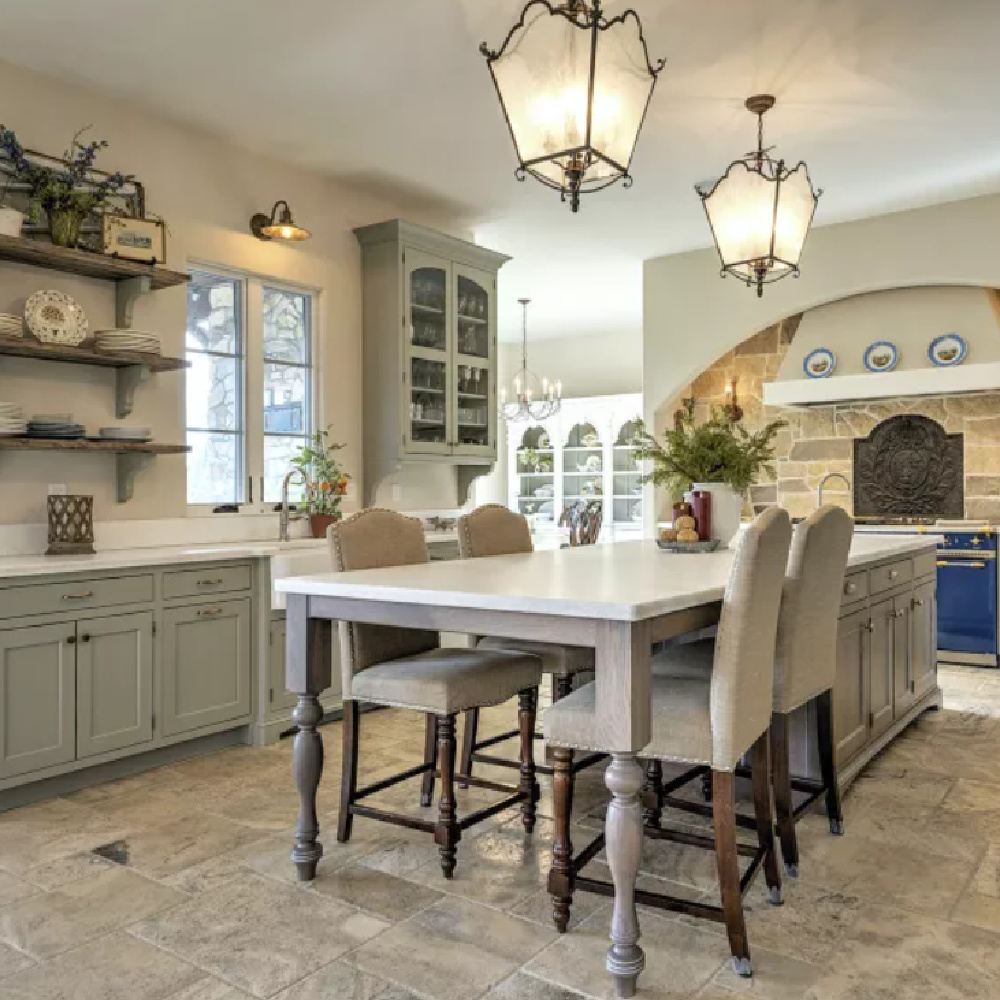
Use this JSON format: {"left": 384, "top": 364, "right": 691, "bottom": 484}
{"left": 913, "top": 551, "right": 937, "bottom": 580}
{"left": 162, "top": 564, "right": 252, "bottom": 600}
{"left": 870, "top": 559, "right": 913, "bottom": 595}
{"left": 0, "top": 574, "right": 154, "bottom": 620}
{"left": 841, "top": 571, "right": 868, "bottom": 605}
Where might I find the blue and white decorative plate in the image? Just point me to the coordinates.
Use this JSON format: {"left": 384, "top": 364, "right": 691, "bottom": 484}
{"left": 928, "top": 333, "right": 967, "bottom": 367}
{"left": 803, "top": 347, "right": 836, "bottom": 379}
{"left": 863, "top": 340, "right": 898, "bottom": 373}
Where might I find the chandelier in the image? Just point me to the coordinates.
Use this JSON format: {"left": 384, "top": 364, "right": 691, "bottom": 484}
{"left": 696, "top": 95, "right": 821, "bottom": 297}
{"left": 480, "top": 0, "right": 664, "bottom": 213}
{"left": 499, "top": 299, "right": 561, "bottom": 422}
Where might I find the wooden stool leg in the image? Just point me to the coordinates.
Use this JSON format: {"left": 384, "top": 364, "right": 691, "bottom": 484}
{"left": 770, "top": 713, "right": 798, "bottom": 877}
{"left": 713, "top": 769, "right": 752, "bottom": 978}
{"left": 434, "top": 714, "right": 460, "bottom": 878}
{"left": 458, "top": 707, "right": 479, "bottom": 789}
{"left": 336, "top": 700, "right": 359, "bottom": 845}
{"left": 816, "top": 690, "right": 844, "bottom": 835}
{"left": 547, "top": 745, "right": 576, "bottom": 932}
{"left": 519, "top": 687, "right": 539, "bottom": 834}
{"left": 642, "top": 759, "right": 663, "bottom": 829}
{"left": 420, "top": 712, "right": 437, "bottom": 807}
{"left": 749, "top": 730, "right": 782, "bottom": 906}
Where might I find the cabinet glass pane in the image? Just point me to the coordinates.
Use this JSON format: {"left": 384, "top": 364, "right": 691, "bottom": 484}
{"left": 563, "top": 422, "right": 603, "bottom": 517}
{"left": 410, "top": 266, "right": 447, "bottom": 352}
{"left": 410, "top": 357, "right": 448, "bottom": 445}
{"left": 457, "top": 275, "right": 490, "bottom": 358}
{"left": 613, "top": 417, "right": 642, "bottom": 524}
{"left": 515, "top": 425, "right": 555, "bottom": 526}
{"left": 457, "top": 364, "right": 490, "bottom": 447}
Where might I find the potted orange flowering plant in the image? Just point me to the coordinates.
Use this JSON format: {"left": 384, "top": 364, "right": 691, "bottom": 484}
{"left": 292, "top": 427, "right": 351, "bottom": 538}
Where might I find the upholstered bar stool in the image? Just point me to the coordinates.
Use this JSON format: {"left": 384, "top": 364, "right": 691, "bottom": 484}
{"left": 332, "top": 509, "right": 543, "bottom": 878}
{"left": 649, "top": 506, "right": 854, "bottom": 876}
{"left": 544, "top": 507, "right": 793, "bottom": 978}
{"left": 454, "top": 504, "right": 603, "bottom": 788}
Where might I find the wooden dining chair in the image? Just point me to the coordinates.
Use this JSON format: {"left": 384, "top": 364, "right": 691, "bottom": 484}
{"left": 331, "top": 508, "right": 543, "bottom": 878}
{"left": 559, "top": 499, "right": 603, "bottom": 546}
{"left": 452, "top": 504, "right": 603, "bottom": 793}
{"left": 543, "top": 507, "right": 793, "bottom": 978}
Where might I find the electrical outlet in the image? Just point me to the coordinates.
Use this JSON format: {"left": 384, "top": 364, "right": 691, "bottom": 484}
{"left": 47, "top": 483, "right": 68, "bottom": 496}
{"left": 390, "top": 483, "right": 403, "bottom": 502}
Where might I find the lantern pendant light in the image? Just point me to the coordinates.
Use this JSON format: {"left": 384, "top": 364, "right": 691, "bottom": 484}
{"left": 697, "top": 95, "right": 821, "bottom": 297}
{"left": 481, "top": 0, "right": 665, "bottom": 213}
{"left": 499, "top": 299, "right": 561, "bottom": 423}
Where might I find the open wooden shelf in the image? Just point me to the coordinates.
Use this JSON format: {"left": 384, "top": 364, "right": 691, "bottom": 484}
{"left": 0, "top": 234, "right": 189, "bottom": 290}
{"left": 0, "top": 337, "right": 188, "bottom": 373}
{"left": 0, "top": 437, "right": 190, "bottom": 503}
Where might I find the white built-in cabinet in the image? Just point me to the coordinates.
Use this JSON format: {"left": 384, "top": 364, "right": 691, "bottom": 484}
{"left": 354, "top": 220, "right": 511, "bottom": 506}
{"left": 506, "top": 394, "right": 644, "bottom": 542}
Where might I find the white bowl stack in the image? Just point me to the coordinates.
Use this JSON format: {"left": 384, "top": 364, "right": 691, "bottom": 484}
{"left": 0, "top": 313, "right": 23, "bottom": 340}
{"left": 98, "top": 426, "right": 152, "bottom": 443}
{"left": 93, "top": 330, "right": 161, "bottom": 356}
{"left": 0, "top": 402, "right": 26, "bottom": 436}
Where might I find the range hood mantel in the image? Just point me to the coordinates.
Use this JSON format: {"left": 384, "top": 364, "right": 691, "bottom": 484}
{"left": 763, "top": 362, "right": 1000, "bottom": 408}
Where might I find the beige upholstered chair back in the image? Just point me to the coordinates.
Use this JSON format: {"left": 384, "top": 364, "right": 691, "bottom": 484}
{"left": 329, "top": 509, "right": 438, "bottom": 695}
{"left": 710, "top": 507, "right": 793, "bottom": 769}
{"left": 772, "top": 505, "right": 854, "bottom": 713}
{"left": 458, "top": 504, "right": 533, "bottom": 558}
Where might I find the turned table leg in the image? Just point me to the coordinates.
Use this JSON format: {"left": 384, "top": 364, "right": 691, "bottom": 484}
{"left": 605, "top": 753, "right": 646, "bottom": 999}
{"left": 285, "top": 595, "right": 332, "bottom": 882}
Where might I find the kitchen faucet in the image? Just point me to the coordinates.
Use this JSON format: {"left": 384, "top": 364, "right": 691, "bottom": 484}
{"left": 817, "top": 472, "right": 851, "bottom": 509}
{"left": 279, "top": 468, "right": 308, "bottom": 542}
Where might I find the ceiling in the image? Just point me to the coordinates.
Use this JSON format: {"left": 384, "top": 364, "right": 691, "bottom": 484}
{"left": 3, "top": 0, "right": 1000, "bottom": 341}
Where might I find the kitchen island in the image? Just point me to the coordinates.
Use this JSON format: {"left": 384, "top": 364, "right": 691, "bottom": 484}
{"left": 277, "top": 531, "right": 939, "bottom": 999}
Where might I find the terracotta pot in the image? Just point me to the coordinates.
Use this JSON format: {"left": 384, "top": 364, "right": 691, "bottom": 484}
{"left": 309, "top": 513, "right": 340, "bottom": 539}
{"left": 47, "top": 208, "right": 85, "bottom": 248}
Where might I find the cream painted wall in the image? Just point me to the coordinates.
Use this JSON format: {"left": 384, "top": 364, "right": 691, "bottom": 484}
{"left": 778, "top": 286, "right": 1000, "bottom": 380}
{"left": 0, "top": 59, "right": 467, "bottom": 525}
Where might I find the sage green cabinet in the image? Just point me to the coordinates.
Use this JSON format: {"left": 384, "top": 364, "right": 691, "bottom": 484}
{"left": 0, "top": 623, "right": 76, "bottom": 779}
{"left": 268, "top": 617, "right": 297, "bottom": 714}
{"left": 162, "top": 598, "right": 251, "bottom": 737}
{"left": 76, "top": 612, "right": 153, "bottom": 759}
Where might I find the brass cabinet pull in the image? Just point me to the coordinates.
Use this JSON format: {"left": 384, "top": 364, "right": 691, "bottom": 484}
{"left": 864, "top": 620, "right": 876, "bottom": 632}
{"left": 80, "top": 634, "right": 91, "bottom": 643}
{"left": 197, "top": 578, "right": 224, "bottom": 586}
{"left": 197, "top": 607, "right": 224, "bottom": 617}
{"left": 62, "top": 591, "right": 94, "bottom": 600}
{"left": 65, "top": 634, "right": 76, "bottom": 645}
{"left": 888, "top": 569, "right": 899, "bottom": 580}
{"left": 892, "top": 609, "right": 906, "bottom": 619}
{"left": 845, "top": 581, "right": 857, "bottom": 594}
{"left": 938, "top": 560, "right": 986, "bottom": 569}
{"left": 912, "top": 598, "right": 925, "bottom": 608}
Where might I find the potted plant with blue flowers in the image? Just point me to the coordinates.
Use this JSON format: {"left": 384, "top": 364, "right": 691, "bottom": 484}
{"left": 0, "top": 125, "right": 133, "bottom": 247}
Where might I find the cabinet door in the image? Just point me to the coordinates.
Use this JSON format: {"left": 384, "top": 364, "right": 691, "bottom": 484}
{"left": 910, "top": 578, "right": 937, "bottom": 700}
{"left": 869, "top": 598, "right": 895, "bottom": 739}
{"left": 404, "top": 249, "right": 452, "bottom": 456}
{"left": 76, "top": 612, "right": 153, "bottom": 759}
{"left": 892, "top": 594, "right": 914, "bottom": 718}
{"left": 834, "top": 608, "right": 869, "bottom": 767}
{"left": 0, "top": 623, "right": 76, "bottom": 778}
{"left": 268, "top": 616, "right": 297, "bottom": 713}
{"left": 452, "top": 264, "right": 496, "bottom": 459}
{"left": 162, "top": 599, "right": 252, "bottom": 737}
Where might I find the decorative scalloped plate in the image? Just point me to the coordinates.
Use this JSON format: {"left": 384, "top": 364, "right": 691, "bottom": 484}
{"left": 24, "top": 289, "right": 89, "bottom": 346}
{"left": 803, "top": 347, "right": 836, "bottom": 379}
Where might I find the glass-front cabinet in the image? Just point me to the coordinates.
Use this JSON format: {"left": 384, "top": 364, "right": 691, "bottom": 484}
{"left": 513, "top": 425, "right": 556, "bottom": 526}
{"left": 403, "top": 252, "right": 497, "bottom": 459}
{"left": 612, "top": 417, "right": 643, "bottom": 529}
{"left": 563, "top": 422, "right": 604, "bottom": 525}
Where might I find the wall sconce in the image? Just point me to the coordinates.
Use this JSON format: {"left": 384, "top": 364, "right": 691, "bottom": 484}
{"left": 723, "top": 376, "right": 744, "bottom": 423}
{"left": 250, "top": 200, "right": 311, "bottom": 242}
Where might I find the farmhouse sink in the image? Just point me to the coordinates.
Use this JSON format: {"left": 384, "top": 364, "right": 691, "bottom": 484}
{"left": 270, "top": 543, "right": 331, "bottom": 610}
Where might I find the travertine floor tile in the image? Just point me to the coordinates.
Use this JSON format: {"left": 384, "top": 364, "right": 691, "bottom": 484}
{"left": 0, "top": 866, "right": 185, "bottom": 961}
{"left": 0, "top": 872, "right": 37, "bottom": 908}
{"left": 268, "top": 959, "right": 387, "bottom": 1000}
{"left": 0, "top": 940, "right": 34, "bottom": 981}
{"left": 130, "top": 872, "right": 388, "bottom": 998}
{"left": 0, "top": 932, "right": 203, "bottom": 1000}
{"left": 708, "top": 947, "right": 822, "bottom": 999}
{"left": 348, "top": 896, "right": 555, "bottom": 1000}
{"left": 308, "top": 863, "right": 444, "bottom": 921}
{"left": 485, "top": 970, "right": 592, "bottom": 999}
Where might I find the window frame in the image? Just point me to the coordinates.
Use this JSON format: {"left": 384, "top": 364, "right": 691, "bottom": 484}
{"left": 185, "top": 262, "right": 318, "bottom": 514}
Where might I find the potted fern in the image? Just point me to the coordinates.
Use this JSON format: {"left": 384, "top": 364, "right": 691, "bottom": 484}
{"left": 292, "top": 428, "right": 351, "bottom": 538}
{"left": 632, "top": 400, "right": 785, "bottom": 545}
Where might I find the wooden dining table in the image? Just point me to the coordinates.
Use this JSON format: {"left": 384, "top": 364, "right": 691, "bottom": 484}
{"left": 276, "top": 533, "right": 936, "bottom": 998}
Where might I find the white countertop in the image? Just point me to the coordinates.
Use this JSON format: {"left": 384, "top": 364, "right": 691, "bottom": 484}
{"left": 275, "top": 534, "right": 937, "bottom": 623}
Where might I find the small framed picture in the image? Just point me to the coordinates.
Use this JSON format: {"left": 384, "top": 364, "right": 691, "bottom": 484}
{"left": 101, "top": 214, "right": 166, "bottom": 264}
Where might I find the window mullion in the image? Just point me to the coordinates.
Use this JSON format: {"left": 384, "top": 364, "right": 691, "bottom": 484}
{"left": 245, "top": 279, "right": 265, "bottom": 511}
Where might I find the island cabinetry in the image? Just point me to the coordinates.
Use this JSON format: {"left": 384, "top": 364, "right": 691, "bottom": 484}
{"left": 834, "top": 608, "right": 870, "bottom": 765}
{"left": 267, "top": 616, "right": 341, "bottom": 721}
{"left": 910, "top": 578, "right": 937, "bottom": 701}
{"left": 161, "top": 598, "right": 251, "bottom": 737}
{"left": 868, "top": 597, "right": 896, "bottom": 740}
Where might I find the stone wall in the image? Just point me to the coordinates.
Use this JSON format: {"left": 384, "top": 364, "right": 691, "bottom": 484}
{"left": 677, "top": 314, "right": 1000, "bottom": 521}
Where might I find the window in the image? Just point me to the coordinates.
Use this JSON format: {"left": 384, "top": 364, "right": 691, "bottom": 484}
{"left": 185, "top": 269, "right": 315, "bottom": 507}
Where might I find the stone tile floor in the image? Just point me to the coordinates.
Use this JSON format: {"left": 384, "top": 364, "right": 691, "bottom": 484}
{"left": 1, "top": 665, "right": 1000, "bottom": 998}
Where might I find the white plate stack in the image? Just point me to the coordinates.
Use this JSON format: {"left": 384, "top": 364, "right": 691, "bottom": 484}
{"left": 0, "top": 402, "right": 26, "bottom": 437}
{"left": 93, "top": 330, "right": 161, "bottom": 356}
{"left": 98, "top": 426, "right": 152, "bottom": 443}
{"left": 0, "top": 313, "right": 23, "bottom": 340}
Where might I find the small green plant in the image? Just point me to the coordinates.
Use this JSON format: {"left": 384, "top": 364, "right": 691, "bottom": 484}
{"left": 292, "top": 428, "right": 350, "bottom": 516}
{"left": 632, "top": 400, "right": 785, "bottom": 499}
